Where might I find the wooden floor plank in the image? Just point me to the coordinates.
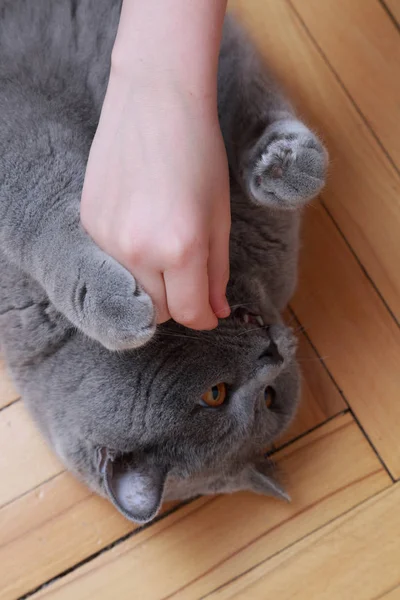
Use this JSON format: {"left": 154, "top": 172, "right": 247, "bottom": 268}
{"left": 291, "top": 0, "right": 400, "bottom": 169}
{"left": 206, "top": 483, "right": 400, "bottom": 600}
{"left": 292, "top": 201, "right": 400, "bottom": 476}
{"left": 30, "top": 415, "right": 391, "bottom": 600}
{"left": 0, "top": 472, "right": 179, "bottom": 600}
{"left": 230, "top": 0, "right": 400, "bottom": 321}
{"left": 0, "top": 359, "right": 18, "bottom": 410}
{"left": 384, "top": 0, "right": 400, "bottom": 25}
{"left": 0, "top": 402, "right": 62, "bottom": 508}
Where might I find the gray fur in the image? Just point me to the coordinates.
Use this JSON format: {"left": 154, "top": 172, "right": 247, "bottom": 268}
{"left": 0, "top": 2, "right": 327, "bottom": 523}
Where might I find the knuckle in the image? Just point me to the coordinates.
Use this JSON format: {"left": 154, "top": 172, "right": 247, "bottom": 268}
{"left": 118, "top": 234, "right": 145, "bottom": 265}
{"left": 165, "top": 234, "right": 203, "bottom": 268}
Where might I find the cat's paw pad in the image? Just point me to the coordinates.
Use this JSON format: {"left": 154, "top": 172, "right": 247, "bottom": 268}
{"left": 75, "top": 255, "right": 156, "bottom": 351}
{"left": 246, "top": 120, "right": 328, "bottom": 209}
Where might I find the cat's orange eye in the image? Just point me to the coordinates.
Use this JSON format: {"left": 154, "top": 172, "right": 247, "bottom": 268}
{"left": 200, "top": 383, "right": 227, "bottom": 408}
{"left": 265, "top": 386, "right": 276, "bottom": 409}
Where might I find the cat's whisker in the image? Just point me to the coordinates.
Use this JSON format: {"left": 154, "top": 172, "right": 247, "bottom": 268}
{"left": 234, "top": 324, "right": 270, "bottom": 337}
{"left": 227, "top": 302, "right": 259, "bottom": 310}
{"left": 304, "top": 199, "right": 320, "bottom": 212}
{"left": 156, "top": 331, "right": 212, "bottom": 343}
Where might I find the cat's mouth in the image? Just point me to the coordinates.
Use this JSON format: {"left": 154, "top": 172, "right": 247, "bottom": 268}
{"left": 233, "top": 307, "right": 265, "bottom": 328}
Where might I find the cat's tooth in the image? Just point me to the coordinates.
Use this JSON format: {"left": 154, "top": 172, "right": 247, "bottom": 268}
{"left": 256, "top": 316, "right": 264, "bottom": 326}
{"left": 243, "top": 313, "right": 250, "bottom": 324}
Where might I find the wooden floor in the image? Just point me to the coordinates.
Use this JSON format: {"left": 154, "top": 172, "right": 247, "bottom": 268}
{"left": 1, "top": 1, "right": 400, "bottom": 598}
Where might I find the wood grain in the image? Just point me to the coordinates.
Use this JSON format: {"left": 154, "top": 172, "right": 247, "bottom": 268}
{"left": 206, "top": 483, "right": 400, "bottom": 600}
{"left": 31, "top": 415, "right": 391, "bottom": 600}
{"left": 0, "top": 402, "right": 62, "bottom": 508}
{"left": 0, "top": 359, "right": 18, "bottom": 410}
{"left": 0, "top": 472, "right": 178, "bottom": 600}
{"left": 230, "top": 0, "right": 400, "bottom": 321}
{"left": 291, "top": 0, "right": 400, "bottom": 169}
{"left": 293, "top": 201, "right": 400, "bottom": 476}
{"left": 232, "top": 0, "right": 400, "bottom": 478}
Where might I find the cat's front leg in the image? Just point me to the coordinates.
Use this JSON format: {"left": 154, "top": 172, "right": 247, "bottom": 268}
{"left": 219, "top": 16, "right": 328, "bottom": 209}
{"left": 51, "top": 224, "right": 157, "bottom": 351}
{"left": 0, "top": 127, "right": 156, "bottom": 351}
{"left": 241, "top": 119, "right": 328, "bottom": 209}
{"left": 29, "top": 213, "right": 156, "bottom": 351}
{"left": 30, "top": 202, "right": 156, "bottom": 351}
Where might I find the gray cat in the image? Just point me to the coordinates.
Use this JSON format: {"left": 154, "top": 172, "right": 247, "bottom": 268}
{"left": 0, "top": 1, "right": 327, "bottom": 524}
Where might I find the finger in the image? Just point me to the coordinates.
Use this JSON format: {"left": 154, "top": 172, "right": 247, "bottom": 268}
{"left": 131, "top": 269, "right": 171, "bottom": 324}
{"left": 164, "top": 262, "right": 218, "bottom": 330}
{"left": 208, "top": 223, "right": 231, "bottom": 319}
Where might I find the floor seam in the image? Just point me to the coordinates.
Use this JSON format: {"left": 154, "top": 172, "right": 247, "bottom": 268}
{"left": 286, "top": 0, "right": 400, "bottom": 179}
{"left": 17, "top": 498, "right": 196, "bottom": 600}
{"left": 380, "top": 0, "right": 400, "bottom": 33}
{"left": 199, "top": 482, "right": 396, "bottom": 600}
{"left": 285, "top": 0, "right": 400, "bottom": 329}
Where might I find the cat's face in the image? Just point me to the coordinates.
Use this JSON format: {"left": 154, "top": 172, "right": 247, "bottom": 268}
{"left": 58, "top": 309, "right": 299, "bottom": 524}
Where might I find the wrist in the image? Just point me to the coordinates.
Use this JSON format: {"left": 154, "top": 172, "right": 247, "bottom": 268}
{"left": 111, "top": 0, "right": 226, "bottom": 103}
{"left": 108, "top": 58, "right": 219, "bottom": 122}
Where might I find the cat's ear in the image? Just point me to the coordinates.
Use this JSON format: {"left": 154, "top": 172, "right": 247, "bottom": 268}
{"left": 98, "top": 450, "right": 167, "bottom": 524}
{"left": 244, "top": 459, "right": 291, "bottom": 501}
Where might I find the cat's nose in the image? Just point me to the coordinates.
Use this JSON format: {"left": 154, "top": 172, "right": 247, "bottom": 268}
{"left": 258, "top": 339, "right": 283, "bottom": 364}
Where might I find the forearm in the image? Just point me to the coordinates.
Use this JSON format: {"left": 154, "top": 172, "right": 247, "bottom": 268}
{"left": 82, "top": 0, "right": 231, "bottom": 330}
{"left": 111, "top": 0, "right": 227, "bottom": 104}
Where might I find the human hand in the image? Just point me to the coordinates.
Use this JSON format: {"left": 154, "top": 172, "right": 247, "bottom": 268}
{"left": 80, "top": 72, "right": 231, "bottom": 330}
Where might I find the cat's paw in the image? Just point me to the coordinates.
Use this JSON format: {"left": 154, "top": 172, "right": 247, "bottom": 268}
{"left": 245, "top": 120, "right": 328, "bottom": 209}
{"left": 73, "top": 253, "right": 156, "bottom": 351}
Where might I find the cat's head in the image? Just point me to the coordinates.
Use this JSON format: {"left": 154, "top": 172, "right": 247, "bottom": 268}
{"left": 52, "top": 308, "right": 299, "bottom": 524}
